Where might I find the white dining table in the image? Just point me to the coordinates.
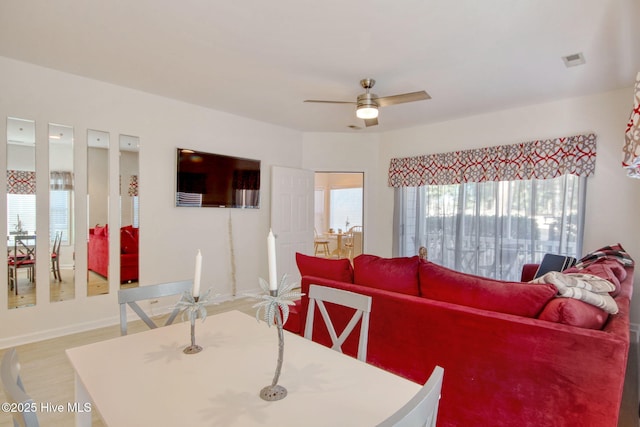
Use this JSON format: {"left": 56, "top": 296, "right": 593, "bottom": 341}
{"left": 66, "top": 310, "right": 420, "bottom": 427}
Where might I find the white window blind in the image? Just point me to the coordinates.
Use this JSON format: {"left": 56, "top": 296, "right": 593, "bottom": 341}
{"left": 50, "top": 190, "right": 72, "bottom": 244}
{"left": 7, "top": 194, "right": 36, "bottom": 242}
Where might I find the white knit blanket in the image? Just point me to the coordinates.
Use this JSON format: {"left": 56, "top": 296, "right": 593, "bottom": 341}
{"left": 531, "top": 271, "right": 619, "bottom": 314}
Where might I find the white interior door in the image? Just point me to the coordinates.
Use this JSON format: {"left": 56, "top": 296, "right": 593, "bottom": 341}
{"left": 271, "top": 166, "right": 314, "bottom": 285}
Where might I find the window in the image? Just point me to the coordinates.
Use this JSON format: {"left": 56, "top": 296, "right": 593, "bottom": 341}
{"left": 329, "top": 188, "right": 363, "bottom": 231}
{"left": 50, "top": 190, "right": 72, "bottom": 245}
{"left": 314, "top": 172, "right": 364, "bottom": 233}
{"left": 395, "top": 174, "right": 586, "bottom": 281}
{"left": 132, "top": 196, "right": 139, "bottom": 228}
{"left": 7, "top": 194, "right": 36, "bottom": 242}
{"left": 389, "top": 133, "right": 596, "bottom": 281}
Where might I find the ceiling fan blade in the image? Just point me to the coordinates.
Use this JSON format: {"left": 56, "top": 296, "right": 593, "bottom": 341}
{"left": 364, "top": 117, "right": 378, "bottom": 127}
{"left": 303, "top": 100, "right": 356, "bottom": 104}
{"left": 376, "top": 91, "right": 431, "bottom": 107}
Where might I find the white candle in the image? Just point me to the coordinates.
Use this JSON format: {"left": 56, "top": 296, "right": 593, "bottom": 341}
{"left": 193, "top": 249, "right": 202, "bottom": 298}
{"left": 267, "top": 229, "right": 277, "bottom": 291}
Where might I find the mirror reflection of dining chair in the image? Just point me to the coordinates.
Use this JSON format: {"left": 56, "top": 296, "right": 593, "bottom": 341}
{"left": 8, "top": 235, "right": 36, "bottom": 295}
{"left": 304, "top": 284, "right": 372, "bottom": 361}
{"left": 50, "top": 231, "right": 62, "bottom": 281}
{"left": 314, "top": 228, "right": 331, "bottom": 257}
{"left": 1, "top": 348, "right": 40, "bottom": 427}
{"left": 376, "top": 365, "right": 444, "bottom": 427}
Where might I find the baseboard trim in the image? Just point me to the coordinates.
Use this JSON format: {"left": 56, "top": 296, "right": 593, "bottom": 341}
{"left": 0, "top": 316, "right": 120, "bottom": 349}
{"left": 0, "top": 293, "right": 252, "bottom": 349}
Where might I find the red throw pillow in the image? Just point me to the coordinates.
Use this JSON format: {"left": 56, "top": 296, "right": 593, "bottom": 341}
{"left": 93, "top": 225, "right": 105, "bottom": 236}
{"left": 295, "top": 253, "right": 354, "bottom": 283}
{"left": 419, "top": 262, "right": 557, "bottom": 318}
{"left": 353, "top": 254, "right": 420, "bottom": 296}
{"left": 538, "top": 298, "right": 609, "bottom": 330}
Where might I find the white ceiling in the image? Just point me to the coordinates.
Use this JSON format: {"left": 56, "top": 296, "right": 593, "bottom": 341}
{"left": 1, "top": 0, "right": 639, "bottom": 133}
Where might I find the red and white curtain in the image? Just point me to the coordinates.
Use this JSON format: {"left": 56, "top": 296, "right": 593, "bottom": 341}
{"left": 50, "top": 171, "right": 74, "bottom": 190}
{"left": 388, "top": 133, "right": 597, "bottom": 187}
{"left": 622, "top": 72, "right": 640, "bottom": 178}
{"left": 7, "top": 170, "right": 36, "bottom": 194}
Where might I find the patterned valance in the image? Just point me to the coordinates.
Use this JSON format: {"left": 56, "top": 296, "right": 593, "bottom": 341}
{"left": 50, "top": 171, "right": 74, "bottom": 190}
{"left": 7, "top": 170, "right": 36, "bottom": 194}
{"left": 388, "top": 133, "right": 597, "bottom": 187}
{"left": 622, "top": 72, "right": 640, "bottom": 178}
{"left": 128, "top": 175, "right": 138, "bottom": 197}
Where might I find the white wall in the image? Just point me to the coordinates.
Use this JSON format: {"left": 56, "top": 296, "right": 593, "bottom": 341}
{"left": 0, "top": 56, "right": 303, "bottom": 346}
{"left": 302, "top": 132, "right": 381, "bottom": 254}
{"left": 2, "top": 54, "right": 638, "bottom": 344}
{"left": 376, "top": 87, "right": 640, "bottom": 324}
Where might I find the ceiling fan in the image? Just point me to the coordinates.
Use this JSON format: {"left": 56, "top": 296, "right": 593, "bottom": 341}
{"left": 304, "top": 78, "right": 431, "bottom": 127}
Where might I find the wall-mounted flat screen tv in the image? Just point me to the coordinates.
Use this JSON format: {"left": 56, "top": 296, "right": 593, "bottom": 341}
{"left": 176, "top": 148, "right": 261, "bottom": 208}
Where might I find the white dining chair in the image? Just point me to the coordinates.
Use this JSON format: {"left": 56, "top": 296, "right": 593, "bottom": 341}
{"left": 376, "top": 365, "right": 444, "bottom": 427}
{"left": 304, "top": 284, "right": 372, "bottom": 361}
{"left": 118, "top": 280, "right": 193, "bottom": 335}
{"left": 1, "top": 348, "right": 40, "bottom": 427}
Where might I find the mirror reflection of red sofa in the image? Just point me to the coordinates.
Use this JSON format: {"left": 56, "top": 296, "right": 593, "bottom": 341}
{"left": 88, "top": 224, "right": 139, "bottom": 283}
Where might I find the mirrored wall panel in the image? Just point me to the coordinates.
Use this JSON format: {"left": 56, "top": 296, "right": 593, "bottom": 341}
{"left": 7, "top": 117, "right": 37, "bottom": 309}
{"left": 49, "top": 123, "right": 75, "bottom": 302}
{"left": 87, "top": 130, "right": 109, "bottom": 296}
{"left": 119, "top": 134, "right": 139, "bottom": 288}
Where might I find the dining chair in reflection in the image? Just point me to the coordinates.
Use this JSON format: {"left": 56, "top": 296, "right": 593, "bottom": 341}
{"left": 376, "top": 365, "right": 444, "bottom": 427}
{"left": 304, "top": 284, "right": 372, "bottom": 361}
{"left": 7, "top": 235, "right": 36, "bottom": 295}
{"left": 50, "top": 231, "right": 62, "bottom": 281}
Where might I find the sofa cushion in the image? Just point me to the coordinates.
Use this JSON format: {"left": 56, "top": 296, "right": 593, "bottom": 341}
{"left": 538, "top": 297, "right": 609, "bottom": 330}
{"left": 419, "top": 262, "right": 557, "bottom": 317}
{"left": 121, "top": 227, "right": 139, "bottom": 254}
{"left": 93, "top": 225, "right": 107, "bottom": 236}
{"left": 564, "top": 259, "right": 626, "bottom": 297}
{"left": 353, "top": 254, "right": 420, "bottom": 296}
{"left": 296, "top": 253, "right": 354, "bottom": 283}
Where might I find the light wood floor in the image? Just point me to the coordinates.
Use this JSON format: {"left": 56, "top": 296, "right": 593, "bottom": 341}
{"left": 0, "top": 298, "right": 638, "bottom": 427}
{"left": 7, "top": 269, "right": 138, "bottom": 309}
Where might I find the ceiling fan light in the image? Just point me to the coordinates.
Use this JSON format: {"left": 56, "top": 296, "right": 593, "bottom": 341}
{"left": 356, "top": 105, "right": 378, "bottom": 119}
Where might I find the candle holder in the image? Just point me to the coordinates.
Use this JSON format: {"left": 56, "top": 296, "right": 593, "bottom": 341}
{"left": 175, "top": 289, "right": 212, "bottom": 354}
{"left": 252, "top": 275, "right": 303, "bottom": 401}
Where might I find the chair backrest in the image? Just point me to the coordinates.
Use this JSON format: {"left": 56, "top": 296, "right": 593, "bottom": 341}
{"left": 1, "top": 348, "right": 40, "bottom": 427}
{"left": 350, "top": 225, "right": 363, "bottom": 234}
{"left": 117, "top": 280, "right": 193, "bottom": 335}
{"left": 376, "top": 365, "right": 444, "bottom": 427}
{"left": 304, "top": 284, "right": 372, "bottom": 361}
{"left": 15, "top": 236, "right": 36, "bottom": 259}
{"left": 52, "top": 231, "right": 62, "bottom": 256}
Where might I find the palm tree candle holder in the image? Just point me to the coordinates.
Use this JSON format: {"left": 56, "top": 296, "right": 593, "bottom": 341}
{"left": 253, "top": 275, "right": 302, "bottom": 401}
{"left": 176, "top": 289, "right": 212, "bottom": 354}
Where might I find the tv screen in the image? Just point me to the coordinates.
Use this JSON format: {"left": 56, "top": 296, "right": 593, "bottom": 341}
{"left": 176, "top": 148, "right": 261, "bottom": 208}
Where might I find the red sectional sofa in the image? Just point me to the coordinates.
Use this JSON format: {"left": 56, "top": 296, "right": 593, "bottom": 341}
{"left": 289, "top": 247, "right": 634, "bottom": 427}
{"left": 88, "top": 224, "right": 139, "bottom": 283}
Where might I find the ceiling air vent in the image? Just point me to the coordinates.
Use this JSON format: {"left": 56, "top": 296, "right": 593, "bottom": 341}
{"left": 562, "top": 52, "right": 585, "bottom": 68}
